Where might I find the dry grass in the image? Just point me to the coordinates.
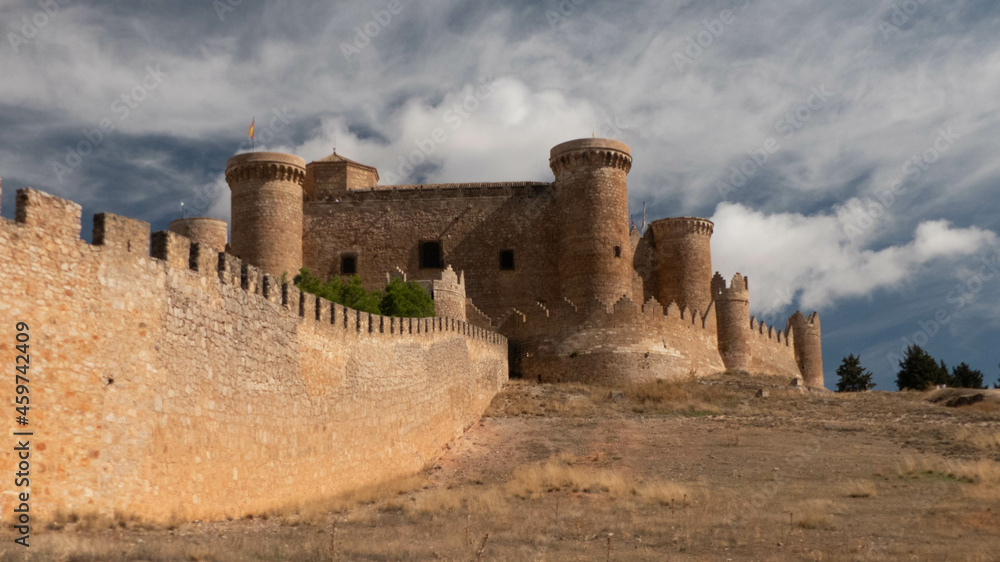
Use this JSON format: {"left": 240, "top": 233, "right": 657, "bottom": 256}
{"left": 259, "top": 473, "right": 426, "bottom": 524}
{"left": 792, "top": 499, "right": 840, "bottom": 530}
{"left": 485, "top": 376, "right": 749, "bottom": 419}
{"left": 635, "top": 480, "right": 694, "bottom": 506}
{"left": 621, "top": 377, "right": 730, "bottom": 415}
{"left": 897, "top": 455, "right": 1000, "bottom": 485}
{"left": 45, "top": 508, "right": 182, "bottom": 533}
{"left": 505, "top": 452, "right": 635, "bottom": 499}
{"left": 842, "top": 479, "right": 878, "bottom": 498}
{"left": 10, "top": 374, "right": 1000, "bottom": 560}
{"left": 954, "top": 426, "right": 1000, "bottom": 450}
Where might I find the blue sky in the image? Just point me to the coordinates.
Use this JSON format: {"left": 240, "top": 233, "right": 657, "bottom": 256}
{"left": 2, "top": 0, "right": 999, "bottom": 389}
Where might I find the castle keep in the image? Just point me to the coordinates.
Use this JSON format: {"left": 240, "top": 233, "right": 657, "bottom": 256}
{"left": 224, "top": 138, "right": 824, "bottom": 387}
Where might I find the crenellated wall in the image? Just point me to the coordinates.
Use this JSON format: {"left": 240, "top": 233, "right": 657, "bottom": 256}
{"left": 0, "top": 188, "right": 507, "bottom": 524}
{"left": 747, "top": 316, "right": 801, "bottom": 379}
{"left": 250, "top": 137, "right": 825, "bottom": 389}
{"left": 500, "top": 296, "right": 725, "bottom": 384}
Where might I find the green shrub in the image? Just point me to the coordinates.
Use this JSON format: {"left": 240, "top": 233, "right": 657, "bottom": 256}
{"left": 379, "top": 277, "right": 435, "bottom": 318}
{"left": 293, "top": 268, "right": 434, "bottom": 318}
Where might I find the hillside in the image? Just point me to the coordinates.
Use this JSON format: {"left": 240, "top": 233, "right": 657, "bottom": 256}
{"left": 3, "top": 373, "right": 999, "bottom": 561}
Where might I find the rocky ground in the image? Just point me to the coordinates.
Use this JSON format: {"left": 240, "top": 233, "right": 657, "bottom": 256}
{"left": 2, "top": 373, "right": 999, "bottom": 561}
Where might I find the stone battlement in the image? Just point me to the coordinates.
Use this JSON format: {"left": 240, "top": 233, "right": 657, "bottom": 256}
{"left": 311, "top": 181, "right": 553, "bottom": 202}
{"left": 499, "top": 294, "right": 726, "bottom": 383}
{"left": 549, "top": 138, "right": 633, "bottom": 174}
{"left": 651, "top": 216, "right": 715, "bottom": 236}
{"left": 712, "top": 272, "right": 750, "bottom": 300}
{"left": 225, "top": 151, "right": 307, "bottom": 186}
{"left": 0, "top": 187, "right": 507, "bottom": 524}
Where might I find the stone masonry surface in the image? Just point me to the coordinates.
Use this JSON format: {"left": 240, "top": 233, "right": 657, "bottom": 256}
{"left": 0, "top": 188, "right": 507, "bottom": 523}
{"left": 228, "top": 138, "right": 824, "bottom": 386}
{"left": 0, "top": 136, "right": 824, "bottom": 523}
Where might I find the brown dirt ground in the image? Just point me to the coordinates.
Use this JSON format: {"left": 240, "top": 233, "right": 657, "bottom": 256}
{"left": 3, "top": 374, "right": 1000, "bottom": 561}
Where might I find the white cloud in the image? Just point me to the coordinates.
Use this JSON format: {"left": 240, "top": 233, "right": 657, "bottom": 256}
{"left": 274, "top": 77, "right": 603, "bottom": 184}
{"left": 710, "top": 203, "right": 1000, "bottom": 316}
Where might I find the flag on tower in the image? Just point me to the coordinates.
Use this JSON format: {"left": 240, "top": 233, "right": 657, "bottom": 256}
{"left": 248, "top": 118, "right": 255, "bottom": 141}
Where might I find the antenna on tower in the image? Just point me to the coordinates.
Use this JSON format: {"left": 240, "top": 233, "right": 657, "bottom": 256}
{"left": 180, "top": 202, "right": 185, "bottom": 219}
{"left": 333, "top": 131, "right": 337, "bottom": 155}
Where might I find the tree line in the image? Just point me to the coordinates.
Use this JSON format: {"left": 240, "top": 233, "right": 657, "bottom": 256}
{"left": 836, "top": 345, "right": 1000, "bottom": 392}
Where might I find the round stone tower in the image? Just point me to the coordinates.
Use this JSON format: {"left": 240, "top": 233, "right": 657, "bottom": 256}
{"left": 789, "top": 311, "right": 824, "bottom": 388}
{"left": 549, "top": 138, "right": 633, "bottom": 305}
{"left": 712, "top": 272, "right": 751, "bottom": 372}
{"left": 168, "top": 217, "right": 228, "bottom": 250}
{"left": 225, "top": 152, "right": 306, "bottom": 278}
{"left": 649, "top": 217, "right": 714, "bottom": 315}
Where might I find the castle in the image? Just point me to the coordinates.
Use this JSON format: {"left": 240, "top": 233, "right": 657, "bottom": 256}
{"left": 218, "top": 138, "right": 823, "bottom": 387}
{"left": 0, "top": 137, "right": 821, "bottom": 525}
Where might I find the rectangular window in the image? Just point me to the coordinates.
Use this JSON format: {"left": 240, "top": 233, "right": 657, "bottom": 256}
{"left": 614, "top": 246, "right": 622, "bottom": 258}
{"left": 419, "top": 241, "right": 443, "bottom": 269}
{"left": 499, "top": 249, "right": 515, "bottom": 271}
{"left": 341, "top": 254, "right": 357, "bottom": 275}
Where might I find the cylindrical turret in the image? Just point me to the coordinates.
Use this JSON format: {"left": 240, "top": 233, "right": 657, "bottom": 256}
{"left": 225, "top": 152, "right": 306, "bottom": 278}
{"left": 712, "top": 272, "right": 751, "bottom": 372}
{"left": 549, "top": 138, "right": 633, "bottom": 305}
{"left": 650, "top": 217, "right": 714, "bottom": 315}
{"left": 431, "top": 265, "right": 467, "bottom": 322}
{"left": 789, "top": 311, "right": 824, "bottom": 388}
{"left": 168, "top": 217, "right": 228, "bottom": 250}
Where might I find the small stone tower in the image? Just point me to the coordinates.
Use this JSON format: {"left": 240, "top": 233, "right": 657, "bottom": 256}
{"left": 789, "top": 311, "right": 824, "bottom": 388}
{"left": 431, "top": 265, "right": 467, "bottom": 322}
{"left": 549, "top": 138, "right": 633, "bottom": 305}
{"left": 712, "top": 272, "right": 751, "bottom": 372}
{"left": 304, "top": 153, "right": 379, "bottom": 201}
{"left": 650, "top": 217, "right": 714, "bottom": 315}
{"left": 168, "top": 217, "right": 228, "bottom": 250}
{"left": 226, "top": 152, "right": 306, "bottom": 278}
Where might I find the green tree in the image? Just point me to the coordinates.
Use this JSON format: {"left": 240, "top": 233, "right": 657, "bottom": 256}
{"left": 379, "top": 278, "right": 435, "bottom": 318}
{"left": 294, "top": 268, "right": 342, "bottom": 302}
{"left": 950, "top": 362, "right": 985, "bottom": 389}
{"left": 293, "top": 268, "right": 434, "bottom": 318}
{"left": 340, "top": 276, "right": 380, "bottom": 314}
{"left": 895, "top": 345, "right": 951, "bottom": 390}
{"left": 835, "top": 354, "right": 876, "bottom": 392}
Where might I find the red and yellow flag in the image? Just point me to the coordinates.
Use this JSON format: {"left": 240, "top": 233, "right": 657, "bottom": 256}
{"left": 248, "top": 118, "right": 255, "bottom": 140}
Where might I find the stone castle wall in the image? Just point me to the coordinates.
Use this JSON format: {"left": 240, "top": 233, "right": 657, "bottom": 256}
{"left": 168, "top": 217, "right": 228, "bottom": 250}
{"left": 500, "top": 297, "right": 726, "bottom": 384}
{"left": 303, "top": 182, "right": 560, "bottom": 323}
{"left": 0, "top": 188, "right": 507, "bottom": 523}
{"left": 747, "top": 317, "right": 801, "bottom": 378}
